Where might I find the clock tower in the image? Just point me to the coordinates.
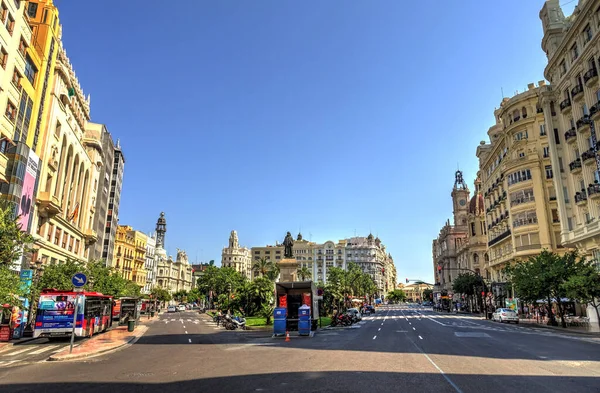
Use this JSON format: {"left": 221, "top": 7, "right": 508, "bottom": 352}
{"left": 451, "top": 170, "right": 470, "bottom": 229}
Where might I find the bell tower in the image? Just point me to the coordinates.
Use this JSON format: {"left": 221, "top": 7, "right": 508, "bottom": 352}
{"left": 155, "top": 212, "right": 167, "bottom": 248}
{"left": 451, "top": 170, "right": 469, "bottom": 228}
{"left": 229, "top": 230, "right": 239, "bottom": 249}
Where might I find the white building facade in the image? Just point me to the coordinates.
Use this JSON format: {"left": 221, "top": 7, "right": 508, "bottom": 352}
{"left": 143, "top": 234, "right": 156, "bottom": 294}
{"left": 221, "top": 230, "right": 252, "bottom": 279}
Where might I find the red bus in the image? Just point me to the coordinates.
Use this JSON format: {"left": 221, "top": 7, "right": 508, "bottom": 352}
{"left": 34, "top": 289, "right": 113, "bottom": 339}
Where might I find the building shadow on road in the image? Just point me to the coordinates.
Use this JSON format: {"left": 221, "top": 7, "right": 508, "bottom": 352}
{"left": 0, "top": 371, "right": 599, "bottom": 393}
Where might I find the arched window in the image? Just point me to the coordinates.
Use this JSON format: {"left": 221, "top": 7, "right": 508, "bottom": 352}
{"left": 484, "top": 253, "right": 489, "bottom": 263}
{"left": 521, "top": 106, "right": 527, "bottom": 118}
{"left": 473, "top": 254, "right": 479, "bottom": 265}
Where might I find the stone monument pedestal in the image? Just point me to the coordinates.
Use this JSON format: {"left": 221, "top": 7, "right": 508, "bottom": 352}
{"left": 278, "top": 258, "right": 298, "bottom": 282}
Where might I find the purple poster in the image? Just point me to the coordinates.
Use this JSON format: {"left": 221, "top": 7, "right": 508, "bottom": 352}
{"left": 17, "top": 150, "right": 39, "bottom": 232}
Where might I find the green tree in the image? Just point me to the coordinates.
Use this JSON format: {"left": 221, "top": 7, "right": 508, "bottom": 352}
{"left": 451, "top": 273, "right": 479, "bottom": 297}
{"left": 187, "top": 288, "right": 203, "bottom": 304}
{"left": 0, "top": 265, "right": 25, "bottom": 306}
{"left": 562, "top": 260, "right": 600, "bottom": 328}
{"left": 37, "top": 259, "right": 84, "bottom": 292}
{"left": 259, "top": 303, "right": 275, "bottom": 325}
{"left": 150, "top": 287, "right": 172, "bottom": 303}
{"left": 173, "top": 290, "right": 188, "bottom": 302}
{"left": 505, "top": 250, "right": 580, "bottom": 328}
{"left": 386, "top": 289, "right": 407, "bottom": 304}
{"left": 297, "top": 266, "right": 312, "bottom": 281}
{"left": 0, "top": 200, "right": 34, "bottom": 267}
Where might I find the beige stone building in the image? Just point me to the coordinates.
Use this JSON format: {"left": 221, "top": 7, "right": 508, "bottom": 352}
{"left": 250, "top": 232, "right": 397, "bottom": 296}
{"left": 539, "top": 0, "right": 600, "bottom": 263}
{"left": 456, "top": 177, "right": 488, "bottom": 277}
{"left": 155, "top": 248, "right": 193, "bottom": 294}
{"left": 402, "top": 283, "right": 433, "bottom": 303}
{"left": 221, "top": 230, "right": 252, "bottom": 279}
{"left": 31, "top": 47, "right": 99, "bottom": 265}
{"left": 476, "top": 83, "right": 566, "bottom": 290}
{"left": 432, "top": 171, "right": 469, "bottom": 298}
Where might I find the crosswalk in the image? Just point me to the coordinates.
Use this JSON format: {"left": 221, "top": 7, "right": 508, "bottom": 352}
{"left": 163, "top": 318, "right": 201, "bottom": 324}
{"left": 0, "top": 343, "right": 75, "bottom": 368}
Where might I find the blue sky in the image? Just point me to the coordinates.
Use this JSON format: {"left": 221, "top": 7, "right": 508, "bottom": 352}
{"left": 57, "top": 1, "right": 576, "bottom": 283}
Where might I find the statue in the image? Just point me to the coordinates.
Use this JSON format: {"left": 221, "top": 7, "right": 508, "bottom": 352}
{"left": 283, "top": 231, "right": 294, "bottom": 258}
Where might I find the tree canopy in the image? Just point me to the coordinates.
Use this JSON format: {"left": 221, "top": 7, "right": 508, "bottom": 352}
{"left": 0, "top": 200, "right": 33, "bottom": 267}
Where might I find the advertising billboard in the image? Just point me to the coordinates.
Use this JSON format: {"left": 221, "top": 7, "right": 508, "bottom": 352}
{"left": 17, "top": 150, "right": 39, "bottom": 232}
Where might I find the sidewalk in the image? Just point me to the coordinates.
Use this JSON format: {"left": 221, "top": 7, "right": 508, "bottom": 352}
{"left": 48, "top": 320, "right": 152, "bottom": 361}
{"left": 518, "top": 318, "right": 600, "bottom": 336}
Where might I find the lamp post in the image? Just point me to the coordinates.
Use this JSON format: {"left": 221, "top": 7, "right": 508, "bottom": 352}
{"left": 24, "top": 259, "right": 44, "bottom": 336}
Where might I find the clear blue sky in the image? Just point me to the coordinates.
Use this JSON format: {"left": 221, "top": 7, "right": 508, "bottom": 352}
{"left": 57, "top": 1, "right": 576, "bottom": 284}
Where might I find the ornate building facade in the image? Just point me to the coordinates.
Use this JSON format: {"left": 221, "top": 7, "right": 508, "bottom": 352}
{"left": 539, "top": 0, "right": 600, "bottom": 261}
{"left": 432, "top": 171, "right": 469, "bottom": 299}
{"left": 456, "top": 177, "right": 488, "bottom": 277}
{"left": 221, "top": 230, "right": 252, "bottom": 278}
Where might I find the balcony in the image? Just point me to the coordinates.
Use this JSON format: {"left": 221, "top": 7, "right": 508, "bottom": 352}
{"left": 575, "top": 191, "right": 588, "bottom": 206}
{"left": 488, "top": 229, "right": 511, "bottom": 247}
{"left": 588, "top": 184, "right": 600, "bottom": 199}
{"left": 577, "top": 115, "right": 591, "bottom": 133}
{"left": 84, "top": 228, "right": 98, "bottom": 244}
{"left": 584, "top": 68, "right": 598, "bottom": 86}
{"left": 560, "top": 98, "right": 572, "bottom": 113}
{"left": 36, "top": 192, "right": 62, "bottom": 217}
{"left": 571, "top": 84, "right": 584, "bottom": 101}
{"left": 582, "top": 148, "right": 596, "bottom": 165}
{"left": 569, "top": 158, "right": 582, "bottom": 173}
{"left": 565, "top": 128, "right": 577, "bottom": 143}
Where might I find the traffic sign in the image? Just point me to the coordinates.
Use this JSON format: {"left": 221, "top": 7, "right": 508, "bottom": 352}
{"left": 71, "top": 272, "right": 87, "bottom": 287}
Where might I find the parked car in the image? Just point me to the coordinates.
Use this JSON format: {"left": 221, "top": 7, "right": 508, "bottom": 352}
{"left": 363, "top": 305, "right": 375, "bottom": 314}
{"left": 178, "top": 304, "right": 186, "bottom": 312}
{"left": 167, "top": 305, "right": 177, "bottom": 313}
{"left": 346, "top": 308, "right": 362, "bottom": 322}
{"left": 492, "top": 308, "right": 519, "bottom": 323}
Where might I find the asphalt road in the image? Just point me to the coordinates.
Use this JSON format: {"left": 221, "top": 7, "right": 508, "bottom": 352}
{"left": 0, "top": 336, "right": 86, "bottom": 368}
{"left": 0, "top": 306, "right": 599, "bottom": 392}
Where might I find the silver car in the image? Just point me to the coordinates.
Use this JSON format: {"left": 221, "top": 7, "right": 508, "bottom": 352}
{"left": 492, "top": 308, "right": 519, "bottom": 324}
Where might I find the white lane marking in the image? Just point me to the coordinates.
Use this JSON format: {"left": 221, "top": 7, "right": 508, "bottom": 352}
{"left": 419, "top": 335, "right": 423, "bottom": 340}
{"left": 188, "top": 339, "right": 192, "bottom": 343}
{"left": 415, "top": 344, "right": 463, "bottom": 393}
{"left": 378, "top": 328, "right": 381, "bottom": 331}
{"left": 5, "top": 347, "right": 37, "bottom": 356}
{"left": 381, "top": 323, "right": 384, "bottom": 326}
{"left": 372, "top": 335, "right": 377, "bottom": 340}
{"left": 409, "top": 322, "right": 411, "bottom": 325}
{"left": 413, "top": 327, "right": 416, "bottom": 331}
{"left": 185, "top": 331, "right": 188, "bottom": 334}
{"left": 183, "top": 326, "right": 186, "bottom": 329}
{"left": 0, "top": 360, "right": 19, "bottom": 366}
{"left": 29, "top": 345, "right": 61, "bottom": 355}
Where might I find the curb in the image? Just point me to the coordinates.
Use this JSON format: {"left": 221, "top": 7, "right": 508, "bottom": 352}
{"left": 518, "top": 322, "right": 600, "bottom": 337}
{"left": 47, "top": 325, "right": 149, "bottom": 362}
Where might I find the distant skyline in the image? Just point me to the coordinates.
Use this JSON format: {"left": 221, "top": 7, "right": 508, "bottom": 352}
{"left": 57, "top": 1, "right": 577, "bottom": 284}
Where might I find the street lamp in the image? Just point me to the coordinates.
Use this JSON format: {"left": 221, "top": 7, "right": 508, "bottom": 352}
{"left": 24, "top": 259, "right": 44, "bottom": 335}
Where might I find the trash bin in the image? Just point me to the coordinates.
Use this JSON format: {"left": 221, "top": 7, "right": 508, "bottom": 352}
{"left": 298, "top": 305, "right": 311, "bottom": 336}
{"left": 127, "top": 319, "right": 136, "bottom": 332}
{"left": 273, "top": 307, "right": 287, "bottom": 336}
{"left": 151, "top": 311, "right": 155, "bottom": 318}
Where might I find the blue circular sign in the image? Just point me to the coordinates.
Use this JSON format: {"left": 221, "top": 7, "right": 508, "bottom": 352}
{"left": 72, "top": 272, "right": 87, "bottom": 287}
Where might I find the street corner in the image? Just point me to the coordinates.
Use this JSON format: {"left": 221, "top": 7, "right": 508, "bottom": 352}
{"left": 48, "top": 325, "right": 149, "bottom": 362}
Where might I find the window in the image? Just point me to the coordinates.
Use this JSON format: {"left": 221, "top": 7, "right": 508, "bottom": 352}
{"left": 0, "top": 47, "right": 6, "bottom": 69}
{"left": 584, "top": 24, "right": 593, "bottom": 44}
{"left": 564, "top": 186, "right": 570, "bottom": 203}
{"left": 545, "top": 165, "right": 553, "bottom": 179}
{"left": 554, "top": 128, "right": 560, "bottom": 144}
{"left": 470, "top": 223, "right": 476, "bottom": 236}
{"left": 24, "top": 55, "right": 36, "bottom": 84}
{"left": 539, "top": 124, "right": 546, "bottom": 136}
{"left": 11, "top": 68, "right": 20, "bottom": 87}
{"left": 543, "top": 146, "right": 550, "bottom": 158}
{"left": 513, "top": 210, "right": 538, "bottom": 228}
{"left": 5, "top": 12, "right": 13, "bottom": 35}
{"left": 552, "top": 209, "right": 560, "bottom": 223}
{"left": 26, "top": 2, "right": 37, "bottom": 18}
{"left": 18, "top": 37, "right": 26, "bottom": 56}
{"left": 0, "top": 3, "right": 6, "bottom": 24}
{"left": 560, "top": 59, "right": 567, "bottom": 76}
{"left": 571, "top": 43, "right": 579, "bottom": 61}
{"left": 510, "top": 188, "right": 534, "bottom": 206}
{"left": 559, "top": 157, "right": 564, "bottom": 172}
{"left": 507, "top": 169, "right": 532, "bottom": 185}
{"left": 4, "top": 100, "right": 16, "bottom": 122}
{"left": 54, "top": 120, "right": 61, "bottom": 137}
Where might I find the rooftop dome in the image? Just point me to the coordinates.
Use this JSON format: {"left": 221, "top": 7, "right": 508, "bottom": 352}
{"left": 469, "top": 194, "right": 485, "bottom": 215}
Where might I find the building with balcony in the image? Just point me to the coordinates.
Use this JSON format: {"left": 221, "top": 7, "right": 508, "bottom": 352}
{"left": 155, "top": 249, "right": 193, "bottom": 294}
{"left": 539, "top": 0, "right": 600, "bottom": 262}
{"left": 131, "top": 229, "right": 147, "bottom": 289}
{"left": 30, "top": 45, "right": 100, "bottom": 266}
{"left": 84, "top": 122, "right": 123, "bottom": 264}
{"left": 456, "top": 176, "right": 488, "bottom": 279}
{"left": 102, "top": 140, "right": 124, "bottom": 263}
{"left": 476, "top": 83, "right": 566, "bottom": 286}
{"left": 221, "top": 230, "right": 252, "bottom": 279}
{"left": 432, "top": 170, "right": 469, "bottom": 299}
{"left": 1, "top": 1, "right": 62, "bottom": 272}
{"left": 114, "top": 225, "right": 135, "bottom": 281}
{"left": 143, "top": 234, "right": 156, "bottom": 294}
{"left": 250, "top": 232, "right": 396, "bottom": 296}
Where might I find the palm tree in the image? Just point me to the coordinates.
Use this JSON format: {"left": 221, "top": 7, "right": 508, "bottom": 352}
{"left": 297, "top": 266, "right": 312, "bottom": 281}
{"left": 252, "top": 257, "right": 274, "bottom": 277}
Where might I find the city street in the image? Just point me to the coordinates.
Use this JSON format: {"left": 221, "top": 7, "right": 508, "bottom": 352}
{"left": 0, "top": 306, "right": 599, "bottom": 392}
